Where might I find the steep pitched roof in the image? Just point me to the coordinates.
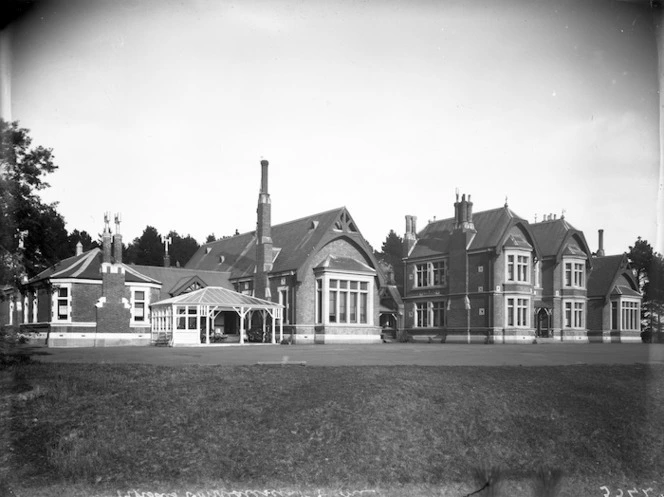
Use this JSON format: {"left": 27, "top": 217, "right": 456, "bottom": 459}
{"left": 186, "top": 207, "right": 378, "bottom": 281}
{"left": 587, "top": 254, "right": 639, "bottom": 299}
{"left": 28, "top": 249, "right": 160, "bottom": 285}
{"left": 152, "top": 286, "right": 283, "bottom": 309}
{"left": 409, "top": 206, "right": 534, "bottom": 258}
{"left": 529, "top": 218, "right": 591, "bottom": 264}
{"left": 314, "top": 255, "right": 376, "bottom": 274}
{"left": 132, "top": 265, "right": 233, "bottom": 300}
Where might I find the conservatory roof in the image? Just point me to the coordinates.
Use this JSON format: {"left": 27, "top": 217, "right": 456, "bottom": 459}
{"left": 151, "top": 286, "right": 283, "bottom": 309}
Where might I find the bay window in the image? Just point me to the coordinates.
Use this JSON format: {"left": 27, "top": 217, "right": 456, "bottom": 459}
{"left": 564, "top": 260, "right": 586, "bottom": 288}
{"left": 564, "top": 300, "right": 585, "bottom": 328}
{"left": 315, "top": 274, "right": 373, "bottom": 326}
{"left": 506, "top": 252, "right": 530, "bottom": 283}
{"left": 506, "top": 297, "right": 529, "bottom": 327}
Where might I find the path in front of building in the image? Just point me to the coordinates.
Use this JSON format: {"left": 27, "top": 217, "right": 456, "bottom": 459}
{"left": 24, "top": 343, "right": 664, "bottom": 367}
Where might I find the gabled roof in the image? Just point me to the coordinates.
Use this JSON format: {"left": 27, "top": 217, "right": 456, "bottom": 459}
{"left": 409, "top": 206, "right": 537, "bottom": 259}
{"left": 529, "top": 218, "right": 591, "bottom": 264}
{"left": 186, "top": 207, "right": 379, "bottom": 282}
{"left": 314, "top": 255, "right": 376, "bottom": 274}
{"left": 587, "top": 254, "right": 640, "bottom": 299}
{"left": 151, "top": 286, "right": 283, "bottom": 309}
{"left": 132, "top": 265, "right": 233, "bottom": 300}
{"left": 27, "top": 249, "right": 160, "bottom": 285}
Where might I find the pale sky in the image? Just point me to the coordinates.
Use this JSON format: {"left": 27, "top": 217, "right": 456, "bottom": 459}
{"left": 3, "top": 0, "right": 660, "bottom": 256}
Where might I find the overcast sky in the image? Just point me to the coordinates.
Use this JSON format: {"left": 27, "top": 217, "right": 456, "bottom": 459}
{"left": 3, "top": 0, "right": 660, "bottom": 256}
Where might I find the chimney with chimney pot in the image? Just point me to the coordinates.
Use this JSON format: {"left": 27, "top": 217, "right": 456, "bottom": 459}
{"left": 454, "top": 192, "right": 475, "bottom": 232}
{"left": 597, "top": 229, "right": 605, "bottom": 257}
{"left": 403, "top": 215, "right": 418, "bottom": 257}
{"left": 113, "top": 213, "right": 122, "bottom": 263}
{"left": 102, "top": 212, "right": 112, "bottom": 263}
{"left": 76, "top": 241, "right": 83, "bottom": 256}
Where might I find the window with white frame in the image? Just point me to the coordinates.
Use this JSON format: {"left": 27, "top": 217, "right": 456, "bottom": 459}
{"left": 432, "top": 301, "right": 445, "bottom": 327}
{"left": 432, "top": 262, "right": 446, "bottom": 286}
{"left": 506, "top": 297, "right": 529, "bottom": 327}
{"left": 316, "top": 275, "right": 373, "bottom": 326}
{"left": 415, "top": 264, "right": 429, "bottom": 287}
{"left": 506, "top": 252, "right": 530, "bottom": 283}
{"left": 621, "top": 300, "right": 639, "bottom": 331}
{"left": 414, "top": 261, "right": 447, "bottom": 287}
{"left": 175, "top": 305, "right": 200, "bottom": 330}
{"left": 414, "top": 301, "right": 446, "bottom": 328}
{"left": 279, "top": 288, "right": 290, "bottom": 324}
{"left": 564, "top": 261, "right": 585, "bottom": 288}
{"left": 131, "top": 289, "right": 147, "bottom": 323}
{"left": 415, "top": 302, "right": 428, "bottom": 327}
{"left": 53, "top": 285, "right": 71, "bottom": 322}
{"left": 564, "top": 301, "right": 585, "bottom": 328}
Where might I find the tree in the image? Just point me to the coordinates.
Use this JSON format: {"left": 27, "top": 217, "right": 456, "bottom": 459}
{"left": 628, "top": 238, "right": 664, "bottom": 336}
{"left": 1, "top": 119, "right": 69, "bottom": 284}
{"left": 167, "top": 231, "right": 200, "bottom": 267}
{"left": 374, "top": 230, "right": 404, "bottom": 293}
{"left": 125, "top": 226, "right": 163, "bottom": 266}
{"left": 67, "top": 229, "right": 98, "bottom": 255}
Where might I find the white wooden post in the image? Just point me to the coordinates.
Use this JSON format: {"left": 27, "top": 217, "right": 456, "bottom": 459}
{"left": 279, "top": 308, "right": 283, "bottom": 343}
{"left": 239, "top": 307, "right": 245, "bottom": 344}
{"left": 205, "top": 306, "right": 210, "bottom": 344}
{"left": 271, "top": 310, "right": 276, "bottom": 344}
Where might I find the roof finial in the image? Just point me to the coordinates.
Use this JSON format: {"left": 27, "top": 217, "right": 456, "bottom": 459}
{"left": 561, "top": 208, "right": 566, "bottom": 220}
{"left": 504, "top": 196, "right": 509, "bottom": 208}
{"left": 534, "top": 213, "right": 538, "bottom": 223}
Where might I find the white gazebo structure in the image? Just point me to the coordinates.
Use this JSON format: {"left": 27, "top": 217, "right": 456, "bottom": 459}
{"left": 150, "top": 286, "right": 284, "bottom": 346}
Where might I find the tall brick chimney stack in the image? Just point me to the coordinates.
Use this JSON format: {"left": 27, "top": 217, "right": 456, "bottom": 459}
{"left": 113, "top": 213, "right": 122, "bottom": 263}
{"left": 102, "top": 212, "right": 112, "bottom": 263}
{"left": 254, "top": 159, "right": 273, "bottom": 300}
{"left": 403, "top": 215, "right": 418, "bottom": 257}
{"left": 597, "top": 229, "right": 605, "bottom": 257}
{"left": 97, "top": 212, "right": 130, "bottom": 335}
{"left": 454, "top": 193, "right": 475, "bottom": 232}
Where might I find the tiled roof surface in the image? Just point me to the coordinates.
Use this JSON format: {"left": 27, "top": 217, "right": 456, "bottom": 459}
{"left": 529, "top": 218, "right": 577, "bottom": 258}
{"left": 132, "top": 265, "right": 233, "bottom": 300}
{"left": 409, "top": 206, "right": 528, "bottom": 258}
{"left": 314, "top": 255, "right": 376, "bottom": 274}
{"left": 186, "top": 207, "right": 373, "bottom": 279}
{"left": 152, "top": 286, "right": 283, "bottom": 309}
{"left": 28, "top": 249, "right": 159, "bottom": 285}
{"left": 586, "top": 254, "right": 631, "bottom": 298}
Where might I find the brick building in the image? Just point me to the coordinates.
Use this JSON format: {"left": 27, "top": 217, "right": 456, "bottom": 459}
{"left": 401, "top": 194, "right": 641, "bottom": 343}
{"left": 185, "top": 160, "right": 397, "bottom": 344}
{"left": 6, "top": 215, "right": 231, "bottom": 347}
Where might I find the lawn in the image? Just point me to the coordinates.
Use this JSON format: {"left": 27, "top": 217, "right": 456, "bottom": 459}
{"left": 1, "top": 361, "right": 663, "bottom": 497}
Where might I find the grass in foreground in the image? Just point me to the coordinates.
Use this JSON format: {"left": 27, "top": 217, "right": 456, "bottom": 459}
{"left": 2, "top": 362, "right": 663, "bottom": 496}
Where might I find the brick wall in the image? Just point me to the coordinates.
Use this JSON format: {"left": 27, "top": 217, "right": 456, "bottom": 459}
{"left": 294, "top": 236, "right": 380, "bottom": 338}
{"left": 97, "top": 266, "right": 131, "bottom": 334}
{"left": 72, "top": 283, "right": 102, "bottom": 322}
